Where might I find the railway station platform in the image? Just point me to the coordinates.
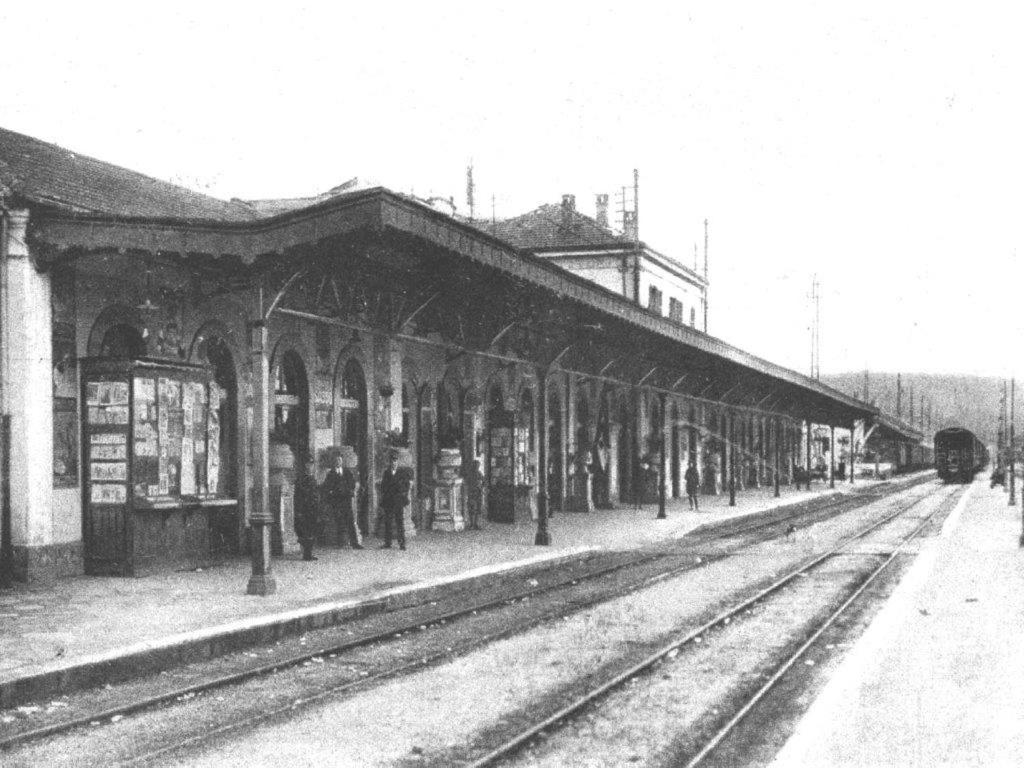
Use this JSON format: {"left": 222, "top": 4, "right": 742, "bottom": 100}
{"left": 772, "top": 478, "right": 1024, "bottom": 767}
{"left": 0, "top": 473, "right": 927, "bottom": 709}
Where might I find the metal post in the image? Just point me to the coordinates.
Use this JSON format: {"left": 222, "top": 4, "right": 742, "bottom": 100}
{"left": 774, "top": 417, "right": 781, "bottom": 498}
{"left": 849, "top": 422, "right": 856, "bottom": 484}
{"left": 535, "top": 367, "right": 551, "bottom": 545}
{"left": 829, "top": 424, "right": 836, "bottom": 489}
{"left": 1010, "top": 378, "right": 1016, "bottom": 506}
{"left": 805, "top": 420, "right": 812, "bottom": 490}
{"left": 246, "top": 320, "right": 277, "bottom": 596}
{"left": 657, "top": 392, "right": 667, "bottom": 519}
{"left": 729, "top": 412, "right": 736, "bottom": 506}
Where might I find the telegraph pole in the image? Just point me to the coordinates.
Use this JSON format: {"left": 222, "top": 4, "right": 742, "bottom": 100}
{"left": 808, "top": 276, "right": 821, "bottom": 379}
{"left": 896, "top": 373, "right": 903, "bottom": 419}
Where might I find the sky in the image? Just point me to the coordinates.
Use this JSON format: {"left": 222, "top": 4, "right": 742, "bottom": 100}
{"left": 2, "top": 2, "right": 1022, "bottom": 379}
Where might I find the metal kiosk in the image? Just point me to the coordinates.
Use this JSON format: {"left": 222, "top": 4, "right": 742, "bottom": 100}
{"left": 81, "top": 357, "right": 237, "bottom": 576}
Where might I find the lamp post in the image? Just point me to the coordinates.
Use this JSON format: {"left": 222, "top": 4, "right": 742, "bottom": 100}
{"left": 657, "top": 391, "right": 667, "bottom": 519}
{"left": 535, "top": 366, "right": 551, "bottom": 545}
{"left": 246, "top": 320, "right": 277, "bottom": 596}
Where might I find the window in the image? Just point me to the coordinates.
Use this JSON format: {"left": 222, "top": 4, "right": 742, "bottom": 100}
{"left": 690, "top": 307, "right": 697, "bottom": 327}
{"left": 669, "top": 297, "right": 683, "bottom": 322}
{"left": 648, "top": 286, "right": 663, "bottom": 314}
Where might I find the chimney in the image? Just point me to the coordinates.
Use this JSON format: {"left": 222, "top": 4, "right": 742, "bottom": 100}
{"left": 595, "top": 193, "right": 609, "bottom": 228}
{"left": 560, "top": 194, "right": 576, "bottom": 230}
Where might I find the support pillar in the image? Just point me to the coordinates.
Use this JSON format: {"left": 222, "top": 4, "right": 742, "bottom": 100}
{"left": 728, "top": 411, "right": 736, "bottom": 506}
{"left": 774, "top": 417, "right": 781, "bottom": 498}
{"left": 693, "top": 404, "right": 704, "bottom": 496}
{"left": 805, "top": 420, "right": 813, "bottom": 490}
{"left": 247, "top": 319, "right": 277, "bottom": 596}
{"left": 829, "top": 424, "right": 836, "bottom": 489}
{"left": 535, "top": 367, "right": 551, "bottom": 545}
{"left": 849, "top": 423, "right": 856, "bottom": 484}
{"left": 657, "top": 392, "right": 667, "bottom": 519}
{"left": 2, "top": 209, "right": 58, "bottom": 581}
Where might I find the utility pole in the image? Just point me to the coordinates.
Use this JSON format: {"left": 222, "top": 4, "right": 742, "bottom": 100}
{"left": 466, "top": 163, "right": 475, "bottom": 222}
{"left": 703, "top": 218, "right": 709, "bottom": 332}
{"left": 808, "top": 276, "right": 821, "bottom": 379}
{"left": 896, "top": 373, "right": 903, "bottom": 419}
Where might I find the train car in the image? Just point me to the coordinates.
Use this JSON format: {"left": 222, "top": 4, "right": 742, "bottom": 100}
{"left": 934, "top": 427, "right": 988, "bottom": 482}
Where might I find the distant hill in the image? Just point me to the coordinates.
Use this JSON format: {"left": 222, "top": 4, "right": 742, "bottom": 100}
{"left": 821, "top": 372, "right": 1012, "bottom": 445}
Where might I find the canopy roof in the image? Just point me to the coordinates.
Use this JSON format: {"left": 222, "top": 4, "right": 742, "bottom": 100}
{"left": 5, "top": 126, "right": 877, "bottom": 426}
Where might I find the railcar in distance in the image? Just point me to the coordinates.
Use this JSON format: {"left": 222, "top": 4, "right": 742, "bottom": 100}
{"left": 934, "top": 427, "right": 988, "bottom": 483}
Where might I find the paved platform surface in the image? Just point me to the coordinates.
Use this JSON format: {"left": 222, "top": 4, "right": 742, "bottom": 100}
{"left": 0, "top": 475, "right": 902, "bottom": 702}
{"left": 773, "top": 478, "right": 1024, "bottom": 767}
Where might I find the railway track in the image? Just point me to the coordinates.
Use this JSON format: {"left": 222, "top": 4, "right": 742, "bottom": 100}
{"left": 460, "top": 480, "right": 960, "bottom": 768}
{"left": 0, "top": 476, "right": 935, "bottom": 765}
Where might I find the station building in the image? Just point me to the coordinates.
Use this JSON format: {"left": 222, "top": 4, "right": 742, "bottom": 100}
{"left": 0, "top": 126, "right": 886, "bottom": 583}
{"left": 474, "top": 193, "right": 708, "bottom": 331}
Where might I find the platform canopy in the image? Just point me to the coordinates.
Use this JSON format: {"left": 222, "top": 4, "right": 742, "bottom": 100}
{"left": 869, "top": 412, "right": 925, "bottom": 444}
{"left": 5, "top": 125, "right": 876, "bottom": 427}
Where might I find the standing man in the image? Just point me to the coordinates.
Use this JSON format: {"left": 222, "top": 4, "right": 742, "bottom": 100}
{"left": 294, "top": 453, "right": 322, "bottom": 561}
{"left": 464, "top": 459, "right": 484, "bottom": 530}
{"left": 321, "top": 451, "right": 363, "bottom": 549}
{"left": 685, "top": 459, "right": 701, "bottom": 511}
{"left": 380, "top": 449, "right": 411, "bottom": 550}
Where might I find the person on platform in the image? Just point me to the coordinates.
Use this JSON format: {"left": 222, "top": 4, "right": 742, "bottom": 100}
{"left": 685, "top": 459, "right": 701, "bottom": 511}
{"left": 380, "top": 450, "right": 411, "bottom": 550}
{"left": 464, "top": 459, "right": 484, "bottom": 530}
{"left": 294, "top": 453, "right": 322, "bottom": 561}
{"left": 321, "top": 452, "right": 363, "bottom": 549}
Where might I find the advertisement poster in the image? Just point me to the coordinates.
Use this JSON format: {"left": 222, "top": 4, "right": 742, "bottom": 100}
{"left": 90, "top": 462, "right": 127, "bottom": 481}
{"left": 90, "top": 483, "right": 126, "bottom": 504}
{"left": 91, "top": 445, "right": 127, "bottom": 461}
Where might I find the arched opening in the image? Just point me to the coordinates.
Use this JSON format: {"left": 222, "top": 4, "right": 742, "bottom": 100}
{"left": 416, "top": 384, "right": 435, "bottom": 504}
{"left": 618, "top": 395, "right": 633, "bottom": 504}
{"left": 575, "top": 389, "right": 590, "bottom": 457}
{"left": 272, "top": 350, "right": 309, "bottom": 458}
{"left": 337, "top": 359, "right": 368, "bottom": 533}
{"left": 197, "top": 334, "right": 239, "bottom": 555}
{"left": 593, "top": 390, "right": 611, "bottom": 508}
{"left": 517, "top": 387, "right": 536, "bottom": 488}
{"left": 437, "top": 381, "right": 461, "bottom": 450}
{"left": 486, "top": 383, "right": 514, "bottom": 522}
{"left": 100, "top": 324, "right": 146, "bottom": 359}
{"left": 197, "top": 336, "right": 238, "bottom": 499}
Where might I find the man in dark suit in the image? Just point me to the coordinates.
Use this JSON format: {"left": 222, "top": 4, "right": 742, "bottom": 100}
{"left": 294, "top": 454, "right": 322, "bottom": 561}
{"left": 380, "top": 450, "right": 411, "bottom": 550}
{"left": 321, "top": 452, "right": 363, "bottom": 549}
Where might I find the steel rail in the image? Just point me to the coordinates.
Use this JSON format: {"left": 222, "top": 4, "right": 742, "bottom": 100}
{"left": 463, "top": 482, "right": 955, "bottom": 768}
{"left": 681, "top": 484, "right": 963, "bottom": 768}
{"left": 0, "top": 480, "right": 923, "bottom": 759}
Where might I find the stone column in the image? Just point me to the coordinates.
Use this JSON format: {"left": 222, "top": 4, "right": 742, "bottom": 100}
{"left": 2, "top": 209, "right": 56, "bottom": 581}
